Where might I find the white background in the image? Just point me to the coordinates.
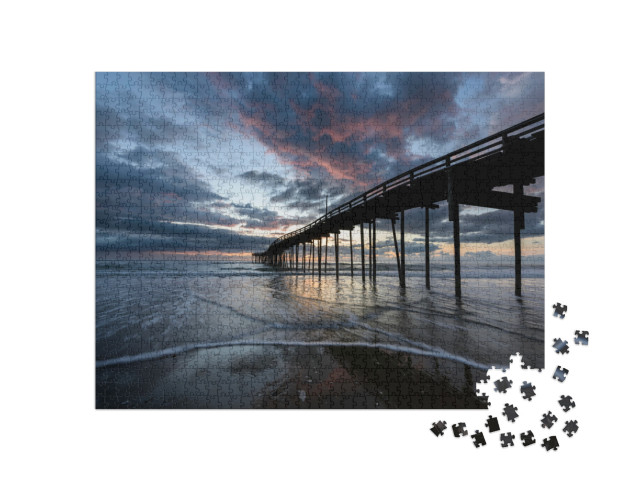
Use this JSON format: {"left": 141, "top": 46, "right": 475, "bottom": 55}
{"left": 1, "top": 1, "right": 639, "bottom": 479}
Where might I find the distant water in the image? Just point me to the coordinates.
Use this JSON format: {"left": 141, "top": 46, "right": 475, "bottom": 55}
{"left": 96, "top": 260, "right": 543, "bottom": 408}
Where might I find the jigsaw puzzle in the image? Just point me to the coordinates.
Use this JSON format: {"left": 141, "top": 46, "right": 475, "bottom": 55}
{"left": 521, "top": 431, "right": 536, "bottom": 446}
{"left": 553, "top": 366, "right": 570, "bottom": 383}
{"left": 431, "top": 421, "right": 447, "bottom": 437}
{"left": 575, "top": 331, "right": 589, "bottom": 345}
{"left": 471, "top": 431, "right": 487, "bottom": 448}
{"left": 541, "top": 436, "right": 559, "bottom": 451}
{"left": 503, "top": 403, "right": 519, "bottom": 422}
{"left": 452, "top": 423, "right": 468, "bottom": 437}
{"left": 500, "top": 432, "right": 515, "bottom": 447}
{"left": 553, "top": 303, "right": 567, "bottom": 318}
{"left": 95, "top": 72, "right": 545, "bottom": 409}
{"left": 558, "top": 395, "right": 576, "bottom": 412}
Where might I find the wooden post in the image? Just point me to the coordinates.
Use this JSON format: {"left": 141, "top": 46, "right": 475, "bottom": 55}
{"left": 311, "top": 241, "right": 315, "bottom": 275}
{"left": 400, "top": 210, "right": 406, "bottom": 288}
{"left": 349, "top": 230, "right": 354, "bottom": 276}
{"left": 360, "top": 223, "right": 365, "bottom": 282}
{"left": 296, "top": 244, "right": 299, "bottom": 271}
{"left": 452, "top": 203, "right": 461, "bottom": 298}
{"left": 335, "top": 232, "right": 339, "bottom": 280}
{"left": 318, "top": 237, "right": 322, "bottom": 279}
{"left": 302, "top": 243, "right": 306, "bottom": 273}
{"left": 324, "top": 235, "right": 328, "bottom": 273}
{"left": 391, "top": 218, "right": 401, "bottom": 281}
{"left": 373, "top": 219, "right": 377, "bottom": 281}
{"left": 368, "top": 222, "right": 372, "bottom": 278}
{"left": 425, "top": 207, "right": 430, "bottom": 290}
{"left": 514, "top": 183, "right": 523, "bottom": 297}
{"left": 448, "top": 160, "right": 461, "bottom": 298}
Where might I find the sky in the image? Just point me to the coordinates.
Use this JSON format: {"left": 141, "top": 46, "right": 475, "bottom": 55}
{"left": 96, "top": 72, "right": 544, "bottom": 263}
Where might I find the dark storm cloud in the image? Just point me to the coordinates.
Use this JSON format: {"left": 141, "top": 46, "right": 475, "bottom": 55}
{"left": 237, "top": 170, "right": 286, "bottom": 188}
{"left": 96, "top": 220, "right": 272, "bottom": 252}
{"left": 96, "top": 153, "right": 224, "bottom": 204}
{"left": 210, "top": 73, "right": 462, "bottom": 187}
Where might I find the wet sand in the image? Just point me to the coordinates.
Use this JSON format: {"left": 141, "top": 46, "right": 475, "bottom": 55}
{"left": 96, "top": 344, "right": 485, "bottom": 409}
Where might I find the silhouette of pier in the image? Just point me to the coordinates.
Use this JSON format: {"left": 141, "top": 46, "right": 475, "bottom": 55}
{"left": 253, "top": 113, "right": 544, "bottom": 297}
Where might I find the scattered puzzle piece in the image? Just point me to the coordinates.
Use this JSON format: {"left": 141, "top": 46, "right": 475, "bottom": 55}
{"left": 541, "top": 411, "right": 558, "bottom": 429}
{"left": 563, "top": 420, "right": 579, "bottom": 437}
{"left": 553, "top": 303, "right": 567, "bottom": 318}
{"left": 553, "top": 338, "right": 569, "bottom": 355}
{"left": 542, "top": 436, "right": 559, "bottom": 451}
{"left": 558, "top": 395, "right": 575, "bottom": 412}
{"left": 553, "top": 366, "right": 569, "bottom": 382}
{"left": 500, "top": 432, "right": 515, "bottom": 447}
{"left": 521, "top": 431, "right": 536, "bottom": 446}
{"left": 452, "top": 423, "right": 468, "bottom": 437}
{"left": 485, "top": 415, "right": 500, "bottom": 433}
{"left": 471, "top": 430, "right": 486, "bottom": 448}
{"left": 521, "top": 381, "right": 536, "bottom": 400}
{"left": 431, "top": 421, "right": 447, "bottom": 436}
{"left": 503, "top": 403, "right": 519, "bottom": 422}
{"left": 494, "top": 376, "right": 513, "bottom": 393}
{"left": 575, "top": 330, "right": 589, "bottom": 345}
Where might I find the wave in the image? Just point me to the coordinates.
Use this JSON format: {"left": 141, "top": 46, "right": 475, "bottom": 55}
{"left": 96, "top": 338, "right": 500, "bottom": 371}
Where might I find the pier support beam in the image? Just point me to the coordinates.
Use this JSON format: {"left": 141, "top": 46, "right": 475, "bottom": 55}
{"left": 392, "top": 217, "right": 401, "bottom": 282}
{"left": 311, "top": 241, "right": 315, "bottom": 275}
{"left": 349, "top": 229, "right": 354, "bottom": 277}
{"left": 296, "top": 244, "right": 299, "bottom": 271}
{"left": 302, "top": 243, "right": 306, "bottom": 273}
{"left": 452, "top": 203, "right": 461, "bottom": 298}
{"left": 324, "top": 236, "right": 328, "bottom": 273}
{"left": 318, "top": 237, "right": 322, "bottom": 279}
{"left": 360, "top": 223, "right": 365, "bottom": 282}
{"left": 368, "top": 222, "right": 372, "bottom": 278}
{"left": 448, "top": 163, "right": 462, "bottom": 298}
{"left": 514, "top": 183, "right": 524, "bottom": 297}
{"left": 400, "top": 210, "right": 406, "bottom": 288}
{"left": 425, "top": 207, "right": 430, "bottom": 290}
{"left": 335, "top": 232, "right": 339, "bottom": 280}
{"left": 373, "top": 220, "right": 377, "bottom": 281}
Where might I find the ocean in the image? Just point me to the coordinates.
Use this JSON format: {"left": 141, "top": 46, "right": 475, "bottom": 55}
{"left": 96, "top": 260, "right": 544, "bottom": 408}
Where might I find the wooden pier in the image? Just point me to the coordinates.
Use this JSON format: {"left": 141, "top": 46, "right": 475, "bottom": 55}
{"left": 253, "top": 114, "right": 544, "bottom": 297}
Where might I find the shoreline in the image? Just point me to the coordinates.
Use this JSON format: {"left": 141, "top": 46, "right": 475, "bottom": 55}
{"left": 96, "top": 344, "right": 487, "bottom": 409}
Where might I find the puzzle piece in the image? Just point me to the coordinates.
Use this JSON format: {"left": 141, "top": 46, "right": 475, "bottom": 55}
{"left": 521, "top": 381, "right": 536, "bottom": 400}
{"left": 575, "top": 330, "right": 589, "bottom": 345}
{"left": 558, "top": 395, "right": 575, "bottom": 412}
{"left": 485, "top": 415, "right": 500, "bottom": 433}
{"left": 452, "top": 423, "right": 468, "bottom": 437}
{"left": 471, "top": 430, "right": 486, "bottom": 448}
{"left": 552, "top": 338, "right": 569, "bottom": 355}
{"left": 430, "top": 421, "right": 447, "bottom": 436}
{"left": 563, "top": 420, "right": 579, "bottom": 437}
{"left": 542, "top": 436, "right": 559, "bottom": 451}
{"left": 494, "top": 376, "right": 513, "bottom": 393}
{"left": 541, "top": 411, "right": 558, "bottom": 429}
{"left": 553, "top": 366, "right": 569, "bottom": 382}
{"left": 520, "top": 431, "right": 536, "bottom": 446}
{"left": 503, "top": 403, "right": 519, "bottom": 422}
{"left": 553, "top": 303, "right": 567, "bottom": 318}
{"left": 500, "top": 432, "right": 515, "bottom": 447}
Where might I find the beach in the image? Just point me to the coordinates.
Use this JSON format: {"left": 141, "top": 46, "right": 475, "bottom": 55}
{"left": 96, "top": 260, "right": 543, "bottom": 408}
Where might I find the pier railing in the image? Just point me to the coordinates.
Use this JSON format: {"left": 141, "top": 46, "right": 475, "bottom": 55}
{"left": 268, "top": 113, "right": 544, "bottom": 250}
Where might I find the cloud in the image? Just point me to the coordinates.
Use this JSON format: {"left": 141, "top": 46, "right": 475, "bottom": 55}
{"left": 95, "top": 73, "right": 544, "bottom": 257}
